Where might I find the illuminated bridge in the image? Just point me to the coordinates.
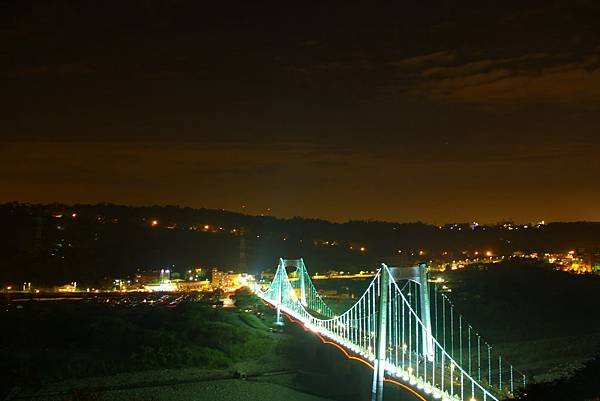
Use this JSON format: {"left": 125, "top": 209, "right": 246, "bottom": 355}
{"left": 255, "top": 258, "right": 526, "bottom": 401}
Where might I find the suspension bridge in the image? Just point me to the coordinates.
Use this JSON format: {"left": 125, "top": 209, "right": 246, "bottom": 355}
{"left": 255, "top": 258, "right": 526, "bottom": 401}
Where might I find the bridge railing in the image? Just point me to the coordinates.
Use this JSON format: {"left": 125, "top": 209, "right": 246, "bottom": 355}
{"left": 383, "top": 264, "right": 500, "bottom": 401}
{"left": 398, "top": 276, "right": 527, "bottom": 396}
{"left": 429, "top": 284, "right": 526, "bottom": 395}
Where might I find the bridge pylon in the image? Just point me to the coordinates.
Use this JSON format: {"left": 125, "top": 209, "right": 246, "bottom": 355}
{"left": 371, "top": 264, "right": 389, "bottom": 401}
{"left": 389, "top": 263, "right": 434, "bottom": 360}
{"left": 299, "top": 267, "right": 307, "bottom": 306}
{"left": 274, "top": 258, "right": 310, "bottom": 324}
{"left": 274, "top": 258, "right": 285, "bottom": 325}
{"left": 282, "top": 258, "right": 308, "bottom": 306}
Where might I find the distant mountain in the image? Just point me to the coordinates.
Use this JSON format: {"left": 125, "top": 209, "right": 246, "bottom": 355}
{"left": 1, "top": 202, "right": 599, "bottom": 285}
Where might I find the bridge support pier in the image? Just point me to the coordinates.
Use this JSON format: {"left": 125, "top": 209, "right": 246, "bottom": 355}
{"left": 372, "top": 264, "right": 389, "bottom": 401}
{"left": 275, "top": 306, "right": 283, "bottom": 325}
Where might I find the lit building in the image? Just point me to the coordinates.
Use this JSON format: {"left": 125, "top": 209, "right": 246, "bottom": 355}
{"left": 144, "top": 282, "right": 177, "bottom": 292}
{"left": 261, "top": 271, "right": 275, "bottom": 281}
{"left": 592, "top": 248, "right": 600, "bottom": 273}
{"left": 141, "top": 268, "right": 176, "bottom": 291}
{"left": 184, "top": 267, "right": 206, "bottom": 281}
{"left": 176, "top": 280, "right": 211, "bottom": 292}
{"left": 113, "top": 278, "right": 131, "bottom": 291}
{"left": 211, "top": 268, "right": 255, "bottom": 290}
{"left": 56, "top": 282, "right": 77, "bottom": 292}
{"left": 134, "top": 270, "right": 161, "bottom": 285}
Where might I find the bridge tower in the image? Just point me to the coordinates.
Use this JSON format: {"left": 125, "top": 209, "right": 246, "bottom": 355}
{"left": 296, "top": 259, "right": 307, "bottom": 306}
{"left": 274, "top": 258, "right": 309, "bottom": 324}
{"left": 388, "top": 263, "right": 434, "bottom": 359}
{"left": 371, "top": 264, "right": 389, "bottom": 401}
{"left": 372, "top": 263, "right": 433, "bottom": 401}
{"left": 274, "top": 258, "right": 284, "bottom": 325}
{"left": 275, "top": 269, "right": 283, "bottom": 325}
{"left": 282, "top": 258, "right": 308, "bottom": 305}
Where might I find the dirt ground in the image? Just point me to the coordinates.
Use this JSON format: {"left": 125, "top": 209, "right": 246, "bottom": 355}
{"left": 8, "top": 369, "right": 333, "bottom": 401}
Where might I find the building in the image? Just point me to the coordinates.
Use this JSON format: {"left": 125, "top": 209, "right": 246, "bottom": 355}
{"left": 139, "top": 268, "right": 176, "bottom": 291}
{"left": 211, "top": 268, "right": 255, "bottom": 290}
{"left": 134, "top": 270, "right": 161, "bottom": 285}
{"left": 176, "top": 280, "right": 211, "bottom": 292}
{"left": 261, "top": 271, "right": 275, "bottom": 281}
{"left": 144, "top": 282, "right": 177, "bottom": 292}
{"left": 592, "top": 248, "right": 600, "bottom": 273}
{"left": 211, "top": 268, "right": 241, "bottom": 290}
{"left": 577, "top": 247, "right": 600, "bottom": 274}
{"left": 56, "top": 282, "right": 77, "bottom": 292}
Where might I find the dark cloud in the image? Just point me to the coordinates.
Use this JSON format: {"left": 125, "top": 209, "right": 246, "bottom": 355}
{"left": 1, "top": 1, "right": 600, "bottom": 222}
{"left": 404, "top": 53, "right": 600, "bottom": 107}
{"left": 388, "top": 51, "right": 457, "bottom": 69}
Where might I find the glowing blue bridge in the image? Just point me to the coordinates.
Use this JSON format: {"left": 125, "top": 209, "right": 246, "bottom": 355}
{"left": 256, "top": 258, "right": 525, "bottom": 401}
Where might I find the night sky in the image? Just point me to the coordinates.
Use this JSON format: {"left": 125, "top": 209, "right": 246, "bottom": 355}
{"left": 2, "top": 1, "right": 600, "bottom": 223}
